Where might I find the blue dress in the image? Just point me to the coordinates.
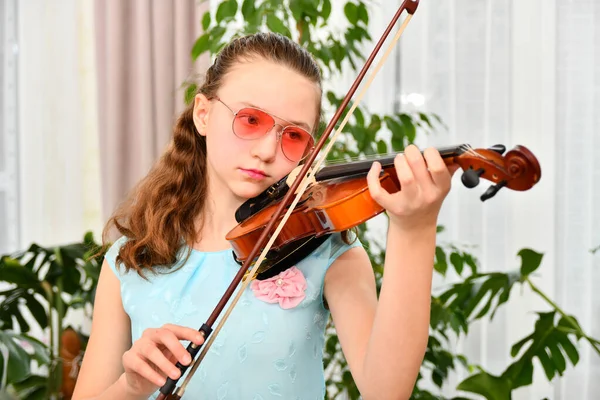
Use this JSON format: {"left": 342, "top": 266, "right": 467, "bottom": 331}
{"left": 105, "top": 232, "right": 362, "bottom": 400}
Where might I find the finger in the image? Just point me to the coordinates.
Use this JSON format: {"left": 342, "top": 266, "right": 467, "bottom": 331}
{"left": 148, "top": 327, "right": 196, "bottom": 367}
{"left": 123, "top": 351, "right": 166, "bottom": 387}
{"left": 394, "top": 153, "right": 419, "bottom": 199}
{"left": 162, "top": 324, "right": 205, "bottom": 345}
{"left": 367, "top": 161, "right": 393, "bottom": 207}
{"left": 423, "top": 147, "right": 452, "bottom": 189}
{"left": 403, "top": 145, "right": 434, "bottom": 188}
{"left": 166, "top": 350, "right": 179, "bottom": 365}
{"left": 162, "top": 349, "right": 183, "bottom": 375}
{"left": 142, "top": 343, "right": 182, "bottom": 380}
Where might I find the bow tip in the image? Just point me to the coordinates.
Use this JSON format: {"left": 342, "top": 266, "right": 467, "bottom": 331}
{"left": 404, "top": 0, "right": 420, "bottom": 15}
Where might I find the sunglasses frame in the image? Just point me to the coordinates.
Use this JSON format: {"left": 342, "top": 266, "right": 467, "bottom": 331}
{"left": 213, "top": 97, "right": 315, "bottom": 162}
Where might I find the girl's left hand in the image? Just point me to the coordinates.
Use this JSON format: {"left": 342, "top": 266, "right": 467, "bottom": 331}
{"left": 366, "top": 144, "right": 459, "bottom": 232}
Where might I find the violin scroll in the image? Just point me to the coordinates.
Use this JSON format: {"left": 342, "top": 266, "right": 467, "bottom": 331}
{"left": 455, "top": 144, "right": 541, "bottom": 201}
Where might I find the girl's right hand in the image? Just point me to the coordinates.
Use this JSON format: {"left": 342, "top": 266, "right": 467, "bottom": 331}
{"left": 121, "top": 324, "right": 205, "bottom": 397}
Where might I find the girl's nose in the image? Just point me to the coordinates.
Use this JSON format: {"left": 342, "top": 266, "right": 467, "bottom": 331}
{"left": 250, "top": 126, "right": 281, "bottom": 162}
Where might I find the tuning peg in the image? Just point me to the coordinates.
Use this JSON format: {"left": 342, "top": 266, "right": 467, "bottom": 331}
{"left": 488, "top": 144, "right": 506, "bottom": 155}
{"left": 480, "top": 180, "right": 507, "bottom": 201}
{"left": 461, "top": 168, "right": 485, "bottom": 188}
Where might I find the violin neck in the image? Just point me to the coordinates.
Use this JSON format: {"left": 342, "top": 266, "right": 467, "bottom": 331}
{"left": 314, "top": 144, "right": 468, "bottom": 182}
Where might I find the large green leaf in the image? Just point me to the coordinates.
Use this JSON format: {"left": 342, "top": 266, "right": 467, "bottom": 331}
{"left": 399, "top": 114, "right": 417, "bottom": 142}
{"left": 0, "top": 259, "right": 41, "bottom": 288}
{"left": 457, "top": 371, "right": 512, "bottom": 400}
{"left": 57, "top": 247, "right": 83, "bottom": 294}
{"left": 504, "top": 312, "right": 581, "bottom": 385}
{"left": 438, "top": 270, "right": 522, "bottom": 323}
{"left": 434, "top": 246, "right": 448, "bottom": 276}
{"left": 518, "top": 249, "right": 543, "bottom": 276}
{"left": 21, "top": 293, "right": 48, "bottom": 329}
{"left": 266, "top": 14, "right": 291, "bottom": 37}
{"left": 456, "top": 310, "right": 588, "bottom": 400}
{"left": 0, "top": 331, "right": 49, "bottom": 384}
{"left": 0, "top": 288, "right": 31, "bottom": 331}
{"left": 430, "top": 297, "right": 469, "bottom": 337}
{"left": 0, "top": 232, "right": 104, "bottom": 334}
{"left": 10, "top": 374, "right": 47, "bottom": 400}
{"left": 216, "top": 0, "right": 238, "bottom": 22}
{"left": 344, "top": 2, "right": 359, "bottom": 25}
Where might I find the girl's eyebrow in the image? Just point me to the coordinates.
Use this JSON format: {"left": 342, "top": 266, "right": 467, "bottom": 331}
{"left": 240, "top": 101, "right": 312, "bottom": 131}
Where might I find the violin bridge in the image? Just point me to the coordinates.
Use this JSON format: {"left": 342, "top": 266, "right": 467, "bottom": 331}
{"left": 286, "top": 165, "right": 317, "bottom": 194}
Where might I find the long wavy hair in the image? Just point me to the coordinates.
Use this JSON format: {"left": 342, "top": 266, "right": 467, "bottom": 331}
{"left": 102, "top": 33, "right": 323, "bottom": 277}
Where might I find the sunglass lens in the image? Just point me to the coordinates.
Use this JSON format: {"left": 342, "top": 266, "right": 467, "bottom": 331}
{"left": 281, "top": 127, "right": 313, "bottom": 161}
{"left": 233, "top": 108, "right": 273, "bottom": 139}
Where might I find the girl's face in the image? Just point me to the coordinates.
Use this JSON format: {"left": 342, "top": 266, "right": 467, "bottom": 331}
{"left": 193, "top": 58, "right": 320, "bottom": 202}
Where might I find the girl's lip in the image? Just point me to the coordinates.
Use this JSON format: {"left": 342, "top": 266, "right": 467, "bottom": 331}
{"left": 240, "top": 168, "right": 268, "bottom": 179}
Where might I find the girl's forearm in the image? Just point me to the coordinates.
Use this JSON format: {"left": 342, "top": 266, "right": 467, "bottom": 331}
{"left": 360, "top": 223, "right": 437, "bottom": 399}
{"left": 74, "top": 374, "right": 149, "bottom": 400}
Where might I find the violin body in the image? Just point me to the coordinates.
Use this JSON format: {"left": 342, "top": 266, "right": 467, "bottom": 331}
{"left": 226, "top": 144, "right": 541, "bottom": 268}
{"left": 226, "top": 167, "right": 399, "bottom": 262}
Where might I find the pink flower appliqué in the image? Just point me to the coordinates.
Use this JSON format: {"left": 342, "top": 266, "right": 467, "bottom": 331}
{"left": 250, "top": 267, "right": 307, "bottom": 309}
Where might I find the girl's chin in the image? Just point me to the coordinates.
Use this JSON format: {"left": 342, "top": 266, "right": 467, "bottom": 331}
{"left": 231, "top": 182, "right": 272, "bottom": 201}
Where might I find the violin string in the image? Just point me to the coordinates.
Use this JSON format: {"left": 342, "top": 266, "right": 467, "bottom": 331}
{"left": 463, "top": 144, "right": 488, "bottom": 160}
{"left": 322, "top": 153, "right": 392, "bottom": 165}
{"left": 323, "top": 143, "right": 483, "bottom": 166}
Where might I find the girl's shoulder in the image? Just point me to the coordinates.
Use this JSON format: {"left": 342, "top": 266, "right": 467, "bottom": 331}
{"left": 102, "top": 236, "right": 193, "bottom": 280}
{"left": 294, "top": 230, "right": 364, "bottom": 278}
{"left": 322, "top": 230, "right": 364, "bottom": 267}
{"left": 104, "top": 235, "right": 129, "bottom": 275}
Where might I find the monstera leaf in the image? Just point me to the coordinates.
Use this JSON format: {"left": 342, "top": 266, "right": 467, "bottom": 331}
{"left": 8, "top": 375, "right": 48, "bottom": 400}
{"left": 0, "top": 232, "right": 104, "bottom": 333}
{"left": 0, "top": 257, "right": 46, "bottom": 332}
{"left": 437, "top": 249, "right": 544, "bottom": 327}
{"left": 0, "top": 232, "right": 104, "bottom": 397}
{"left": 0, "top": 331, "right": 49, "bottom": 386}
{"left": 505, "top": 312, "right": 585, "bottom": 385}
{"left": 456, "top": 371, "right": 512, "bottom": 400}
{"left": 456, "top": 311, "right": 593, "bottom": 400}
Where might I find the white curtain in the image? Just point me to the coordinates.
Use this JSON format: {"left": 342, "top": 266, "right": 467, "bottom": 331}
{"left": 16, "top": 0, "right": 104, "bottom": 249}
{"left": 0, "top": 0, "right": 20, "bottom": 255}
{"left": 392, "top": 0, "right": 599, "bottom": 399}
{"left": 553, "top": 0, "right": 600, "bottom": 398}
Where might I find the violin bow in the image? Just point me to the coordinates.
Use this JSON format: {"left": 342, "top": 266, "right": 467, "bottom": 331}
{"left": 157, "top": 1, "right": 420, "bottom": 398}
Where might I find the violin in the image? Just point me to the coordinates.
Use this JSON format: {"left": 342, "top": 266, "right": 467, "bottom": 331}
{"left": 226, "top": 143, "right": 541, "bottom": 278}
{"left": 157, "top": 1, "right": 541, "bottom": 398}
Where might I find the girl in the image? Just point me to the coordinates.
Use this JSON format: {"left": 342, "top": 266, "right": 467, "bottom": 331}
{"left": 72, "top": 32, "right": 456, "bottom": 400}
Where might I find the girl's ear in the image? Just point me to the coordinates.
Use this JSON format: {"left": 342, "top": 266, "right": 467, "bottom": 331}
{"left": 193, "top": 94, "right": 211, "bottom": 136}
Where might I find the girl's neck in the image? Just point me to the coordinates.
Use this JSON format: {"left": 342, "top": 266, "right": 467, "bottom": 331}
{"left": 192, "top": 187, "right": 245, "bottom": 253}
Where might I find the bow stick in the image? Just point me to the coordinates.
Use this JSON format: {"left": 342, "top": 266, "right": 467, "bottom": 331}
{"left": 157, "top": 1, "right": 420, "bottom": 398}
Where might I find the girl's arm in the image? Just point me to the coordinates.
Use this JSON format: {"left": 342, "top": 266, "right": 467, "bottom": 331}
{"left": 72, "top": 260, "right": 140, "bottom": 399}
{"left": 324, "top": 145, "right": 455, "bottom": 399}
{"left": 324, "top": 224, "right": 436, "bottom": 400}
{"left": 72, "top": 260, "right": 203, "bottom": 400}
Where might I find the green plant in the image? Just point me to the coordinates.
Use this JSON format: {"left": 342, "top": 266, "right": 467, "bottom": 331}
{"left": 190, "top": 1, "right": 600, "bottom": 399}
{"left": 0, "top": 232, "right": 104, "bottom": 399}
